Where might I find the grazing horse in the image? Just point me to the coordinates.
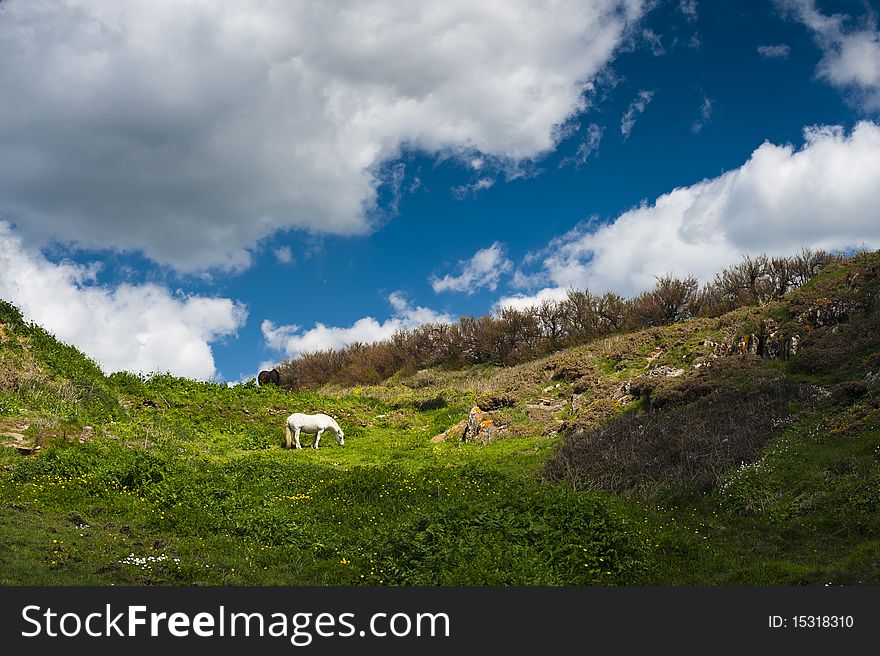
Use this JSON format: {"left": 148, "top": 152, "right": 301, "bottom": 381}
{"left": 258, "top": 368, "right": 281, "bottom": 386}
{"left": 285, "top": 413, "right": 345, "bottom": 450}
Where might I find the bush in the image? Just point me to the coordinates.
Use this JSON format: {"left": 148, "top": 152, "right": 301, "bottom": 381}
{"left": 790, "top": 312, "right": 880, "bottom": 378}
{"left": 544, "top": 365, "right": 810, "bottom": 499}
{"left": 831, "top": 380, "right": 870, "bottom": 406}
{"left": 274, "top": 251, "right": 849, "bottom": 389}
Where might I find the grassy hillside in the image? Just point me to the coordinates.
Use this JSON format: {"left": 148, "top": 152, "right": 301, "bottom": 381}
{"left": 1, "top": 251, "right": 879, "bottom": 585}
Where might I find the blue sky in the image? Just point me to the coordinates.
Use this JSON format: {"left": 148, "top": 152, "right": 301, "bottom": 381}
{"left": 1, "top": 0, "right": 879, "bottom": 382}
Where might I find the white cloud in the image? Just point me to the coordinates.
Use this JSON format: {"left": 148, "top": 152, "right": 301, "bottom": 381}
{"left": 757, "top": 43, "right": 791, "bottom": 59}
{"left": 495, "top": 287, "right": 570, "bottom": 311}
{"left": 515, "top": 121, "right": 880, "bottom": 297}
{"left": 641, "top": 29, "right": 665, "bottom": 56}
{"left": 561, "top": 123, "right": 604, "bottom": 167}
{"left": 511, "top": 268, "right": 550, "bottom": 290}
{"left": 779, "top": 0, "right": 880, "bottom": 109}
{"left": 0, "top": 0, "right": 646, "bottom": 272}
{"left": 678, "top": 1, "right": 698, "bottom": 22}
{"left": 262, "top": 293, "right": 454, "bottom": 358}
{"left": 274, "top": 246, "right": 293, "bottom": 264}
{"left": 691, "top": 96, "right": 713, "bottom": 133}
{"left": 431, "top": 242, "right": 513, "bottom": 294}
{"left": 0, "top": 222, "right": 246, "bottom": 379}
{"left": 451, "top": 177, "right": 496, "bottom": 200}
{"left": 620, "top": 90, "right": 655, "bottom": 140}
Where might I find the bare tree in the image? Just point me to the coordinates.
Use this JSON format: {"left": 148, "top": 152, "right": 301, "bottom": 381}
{"left": 631, "top": 275, "right": 699, "bottom": 326}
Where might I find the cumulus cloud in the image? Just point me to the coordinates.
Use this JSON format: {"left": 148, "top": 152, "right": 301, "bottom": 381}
{"left": 431, "top": 242, "right": 513, "bottom": 293}
{"left": 512, "top": 121, "right": 880, "bottom": 298}
{"left": 0, "top": 222, "right": 246, "bottom": 379}
{"left": 620, "top": 90, "right": 655, "bottom": 140}
{"left": 495, "top": 286, "right": 570, "bottom": 311}
{"left": 0, "top": 0, "right": 645, "bottom": 272}
{"left": 779, "top": 0, "right": 880, "bottom": 109}
{"left": 261, "top": 293, "right": 454, "bottom": 358}
{"left": 757, "top": 43, "right": 791, "bottom": 59}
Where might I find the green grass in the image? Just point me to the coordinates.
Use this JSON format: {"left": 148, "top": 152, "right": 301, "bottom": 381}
{"left": 0, "top": 440, "right": 657, "bottom": 585}
{"left": 2, "top": 252, "right": 880, "bottom": 586}
{"left": 0, "top": 360, "right": 662, "bottom": 585}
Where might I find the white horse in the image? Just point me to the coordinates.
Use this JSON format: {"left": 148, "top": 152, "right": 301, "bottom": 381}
{"left": 285, "top": 413, "right": 345, "bottom": 450}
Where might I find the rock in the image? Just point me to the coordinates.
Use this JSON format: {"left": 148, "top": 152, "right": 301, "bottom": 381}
{"left": 736, "top": 333, "right": 760, "bottom": 356}
{"left": 644, "top": 365, "right": 685, "bottom": 378}
{"left": 465, "top": 405, "right": 496, "bottom": 443}
{"left": 611, "top": 381, "right": 635, "bottom": 406}
{"left": 731, "top": 319, "right": 799, "bottom": 360}
{"left": 430, "top": 419, "right": 467, "bottom": 443}
{"left": 761, "top": 320, "right": 783, "bottom": 358}
{"left": 612, "top": 380, "right": 631, "bottom": 401}
{"left": 525, "top": 397, "right": 567, "bottom": 412}
{"left": 798, "top": 297, "right": 860, "bottom": 331}
{"left": 615, "top": 365, "right": 685, "bottom": 404}
{"left": 432, "top": 406, "right": 508, "bottom": 444}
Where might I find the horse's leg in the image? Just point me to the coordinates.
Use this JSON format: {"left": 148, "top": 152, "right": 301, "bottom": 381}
{"left": 314, "top": 429, "right": 324, "bottom": 449}
{"left": 285, "top": 423, "right": 292, "bottom": 449}
{"left": 294, "top": 427, "right": 303, "bottom": 450}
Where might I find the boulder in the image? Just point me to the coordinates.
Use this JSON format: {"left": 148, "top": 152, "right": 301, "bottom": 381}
{"left": 432, "top": 406, "right": 506, "bottom": 444}
{"left": 430, "top": 419, "right": 467, "bottom": 443}
{"left": 617, "top": 365, "right": 686, "bottom": 404}
{"left": 644, "top": 365, "right": 685, "bottom": 378}
{"left": 798, "top": 297, "right": 860, "bottom": 331}
{"left": 731, "top": 319, "right": 799, "bottom": 360}
{"left": 762, "top": 319, "right": 798, "bottom": 359}
{"left": 466, "top": 405, "right": 499, "bottom": 443}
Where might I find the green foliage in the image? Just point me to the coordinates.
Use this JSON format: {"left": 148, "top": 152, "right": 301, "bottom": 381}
{"left": 278, "top": 250, "right": 846, "bottom": 389}
{"left": 0, "top": 299, "right": 26, "bottom": 328}
{"left": 1, "top": 251, "right": 880, "bottom": 586}
{"left": 0, "top": 444, "right": 657, "bottom": 585}
{"left": 362, "top": 467, "right": 652, "bottom": 585}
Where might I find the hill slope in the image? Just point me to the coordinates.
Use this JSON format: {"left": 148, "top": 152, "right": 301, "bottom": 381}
{"left": 1, "top": 251, "right": 879, "bottom": 585}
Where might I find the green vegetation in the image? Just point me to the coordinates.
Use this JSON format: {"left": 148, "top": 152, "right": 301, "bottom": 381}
{"left": 1, "top": 251, "right": 879, "bottom": 585}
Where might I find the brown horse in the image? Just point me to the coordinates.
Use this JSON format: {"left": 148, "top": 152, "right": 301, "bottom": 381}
{"left": 258, "top": 368, "right": 281, "bottom": 386}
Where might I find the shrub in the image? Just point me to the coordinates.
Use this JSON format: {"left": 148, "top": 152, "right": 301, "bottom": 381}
{"left": 274, "top": 250, "right": 847, "bottom": 389}
{"left": 831, "top": 380, "right": 870, "bottom": 406}
{"left": 544, "top": 364, "right": 810, "bottom": 499}
{"left": 788, "top": 299, "right": 879, "bottom": 373}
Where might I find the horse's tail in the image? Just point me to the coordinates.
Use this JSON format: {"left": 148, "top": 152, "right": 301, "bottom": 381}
{"left": 284, "top": 421, "right": 292, "bottom": 449}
